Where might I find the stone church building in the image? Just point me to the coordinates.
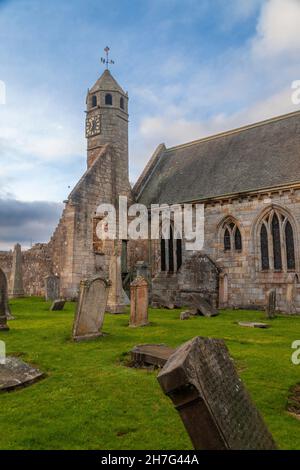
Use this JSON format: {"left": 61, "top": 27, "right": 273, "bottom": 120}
{"left": 1, "top": 68, "right": 300, "bottom": 313}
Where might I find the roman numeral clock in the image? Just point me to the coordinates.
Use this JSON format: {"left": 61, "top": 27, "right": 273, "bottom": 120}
{"left": 86, "top": 114, "right": 101, "bottom": 137}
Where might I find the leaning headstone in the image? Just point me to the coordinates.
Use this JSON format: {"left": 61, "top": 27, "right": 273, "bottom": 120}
{"left": 131, "top": 344, "right": 175, "bottom": 368}
{"left": 44, "top": 274, "right": 60, "bottom": 302}
{"left": 106, "top": 254, "right": 126, "bottom": 314}
{"left": 0, "top": 268, "right": 13, "bottom": 325}
{"left": 50, "top": 299, "right": 66, "bottom": 311}
{"left": 129, "top": 276, "right": 149, "bottom": 327}
{"left": 157, "top": 336, "right": 277, "bottom": 450}
{"left": 9, "top": 243, "right": 24, "bottom": 298}
{"left": 191, "top": 294, "right": 219, "bottom": 317}
{"left": 266, "top": 289, "right": 276, "bottom": 319}
{"left": 0, "top": 357, "right": 44, "bottom": 391}
{"left": 72, "top": 276, "right": 110, "bottom": 341}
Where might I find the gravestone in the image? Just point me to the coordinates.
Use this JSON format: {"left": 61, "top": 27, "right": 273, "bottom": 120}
{"left": 73, "top": 276, "right": 110, "bottom": 341}
{"left": 50, "top": 299, "right": 66, "bottom": 311}
{"left": 157, "top": 336, "right": 277, "bottom": 450}
{"left": 0, "top": 268, "right": 12, "bottom": 327}
{"left": 9, "top": 243, "right": 24, "bottom": 298}
{"left": 0, "top": 357, "right": 44, "bottom": 391}
{"left": 131, "top": 344, "right": 175, "bottom": 368}
{"left": 44, "top": 274, "right": 60, "bottom": 302}
{"left": 180, "top": 311, "right": 191, "bottom": 320}
{"left": 238, "top": 322, "right": 270, "bottom": 329}
{"left": 266, "top": 289, "right": 276, "bottom": 319}
{"left": 106, "top": 254, "right": 126, "bottom": 314}
{"left": 129, "top": 276, "right": 149, "bottom": 327}
{"left": 191, "top": 294, "right": 219, "bottom": 317}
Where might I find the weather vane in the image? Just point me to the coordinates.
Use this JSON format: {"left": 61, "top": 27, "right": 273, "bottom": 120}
{"left": 101, "top": 46, "right": 115, "bottom": 70}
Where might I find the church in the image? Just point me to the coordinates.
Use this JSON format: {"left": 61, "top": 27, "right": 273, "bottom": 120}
{"left": 1, "top": 67, "right": 300, "bottom": 313}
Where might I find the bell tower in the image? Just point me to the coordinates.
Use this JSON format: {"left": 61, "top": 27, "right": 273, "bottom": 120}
{"left": 85, "top": 65, "right": 129, "bottom": 187}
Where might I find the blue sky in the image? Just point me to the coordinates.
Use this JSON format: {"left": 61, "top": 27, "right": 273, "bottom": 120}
{"left": 0, "top": 0, "right": 299, "bottom": 248}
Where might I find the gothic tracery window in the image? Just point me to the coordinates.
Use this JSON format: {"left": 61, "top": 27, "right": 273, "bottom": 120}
{"left": 222, "top": 219, "right": 242, "bottom": 252}
{"left": 258, "top": 208, "right": 296, "bottom": 272}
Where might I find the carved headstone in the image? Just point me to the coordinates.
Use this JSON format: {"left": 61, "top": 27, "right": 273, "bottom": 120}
{"left": 50, "top": 300, "right": 66, "bottom": 311}
{"left": 131, "top": 344, "right": 175, "bottom": 368}
{"left": 157, "top": 336, "right": 277, "bottom": 450}
{"left": 0, "top": 268, "right": 12, "bottom": 326}
{"left": 106, "top": 254, "right": 126, "bottom": 314}
{"left": 0, "top": 357, "right": 44, "bottom": 391}
{"left": 266, "top": 289, "right": 276, "bottom": 319}
{"left": 44, "top": 275, "right": 60, "bottom": 302}
{"left": 73, "top": 276, "right": 110, "bottom": 341}
{"left": 129, "top": 276, "right": 149, "bottom": 327}
{"left": 9, "top": 243, "right": 24, "bottom": 298}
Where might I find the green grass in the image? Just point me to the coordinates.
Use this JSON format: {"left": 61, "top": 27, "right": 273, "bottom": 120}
{"left": 0, "top": 297, "right": 300, "bottom": 450}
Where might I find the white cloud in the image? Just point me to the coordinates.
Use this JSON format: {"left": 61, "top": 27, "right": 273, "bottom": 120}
{"left": 253, "top": 0, "right": 300, "bottom": 57}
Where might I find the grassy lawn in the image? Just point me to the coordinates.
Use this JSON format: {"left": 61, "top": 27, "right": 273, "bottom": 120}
{"left": 0, "top": 297, "right": 300, "bottom": 450}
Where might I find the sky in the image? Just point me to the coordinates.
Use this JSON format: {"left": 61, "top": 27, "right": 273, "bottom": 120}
{"left": 0, "top": 0, "right": 299, "bottom": 249}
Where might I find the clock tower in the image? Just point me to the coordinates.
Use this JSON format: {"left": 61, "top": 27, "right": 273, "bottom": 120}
{"left": 85, "top": 69, "right": 129, "bottom": 185}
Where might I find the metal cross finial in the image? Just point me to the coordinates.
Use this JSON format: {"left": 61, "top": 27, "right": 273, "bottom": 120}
{"left": 101, "top": 46, "right": 115, "bottom": 70}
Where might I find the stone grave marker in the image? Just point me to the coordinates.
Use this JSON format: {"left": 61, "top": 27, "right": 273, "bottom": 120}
{"left": 129, "top": 276, "right": 149, "bottom": 327}
{"left": 106, "top": 254, "right": 126, "bottom": 314}
{"left": 0, "top": 357, "right": 44, "bottom": 392}
{"left": 50, "top": 300, "right": 66, "bottom": 311}
{"left": 9, "top": 243, "right": 24, "bottom": 298}
{"left": 180, "top": 311, "right": 191, "bottom": 320}
{"left": 157, "top": 336, "right": 277, "bottom": 450}
{"left": 131, "top": 344, "right": 175, "bottom": 368}
{"left": 191, "top": 294, "right": 219, "bottom": 317}
{"left": 73, "top": 276, "right": 110, "bottom": 341}
{"left": 238, "top": 322, "right": 270, "bottom": 329}
{"left": 266, "top": 289, "right": 276, "bottom": 319}
{"left": 44, "top": 274, "right": 60, "bottom": 302}
{"left": 0, "top": 268, "right": 12, "bottom": 328}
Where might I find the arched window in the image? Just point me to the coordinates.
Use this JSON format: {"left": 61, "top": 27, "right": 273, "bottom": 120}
{"left": 91, "top": 95, "right": 97, "bottom": 107}
{"left": 120, "top": 97, "right": 124, "bottom": 109}
{"left": 258, "top": 208, "right": 296, "bottom": 272}
{"left": 160, "top": 224, "right": 182, "bottom": 273}
{"left": 222, "top": 219, "right": 242, "bottom": 252}
{"left": 105, "top": 93, "right": 113, "bottom": 105}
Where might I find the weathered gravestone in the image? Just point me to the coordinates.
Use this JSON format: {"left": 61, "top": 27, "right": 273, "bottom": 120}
{"left": 157, "top": 336, "right": 277, "bottom": 450}
{"left": 50, "top": 300, "right": 66, "bottom": 311}
{"left": 266, "top": 289, "right": 276, "bottom": 319}
{"left": 9, "top": 243, "right": 24, "bottom": 298}
{"left": 0, "top": 268, "right": 12, "bottom": 327}
{"left": 0, "top": 357, "right": 44, "bottom": 392}
{"left": 44, "top": 274, "right": 60, "bottom": 302}
{"left": 129, "top": 276, "right": 149, "bottom": 327}
{"left": 191, "top": 294, "right": 219, "bottom": 317}
{"left": 106, "top": 254, "right": 126, "bottom": 314}
{"left": 238, "top": 322, "right": 270, "bottom": 329}
{"left": 180, "top": 311, "right": 191, "bottom": 320}
{"left": 72, "top": 276, "right": 110, "bottom": 341}
{"left": 131, "top": 344, "right": 175, "bottom": 368}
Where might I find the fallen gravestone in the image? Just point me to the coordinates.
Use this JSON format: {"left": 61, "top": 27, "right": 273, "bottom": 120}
{"left": 73, "top": 276, "right": 110, "bottom": 341}
{"left": 44, "top": 274, "right": 60, "bottom": 302}
{"left": 50, "top": 300, "right": 66, "bottom": 311}
{"left": 191, "top": 294, "right": 219, "bottom": 317}
{"left": 157, "top": 336, "right": 277, "bottom": 450}
{"left": 129, "top": 276, "right": 149, "bottom": 327}
{"left": 0, "top": 357, "right": 44, "bottom": 392}
{"left": 266, "top": 289, "right": 276, "bottom": 319}
{"left": 238, "top": 322, "right": 270, "bottom": 329}
{"left": 0, "top": 269, "right": 11, "bottom": 330}
{"left": 131, "top": 344, "right": 175, "bottom": 368}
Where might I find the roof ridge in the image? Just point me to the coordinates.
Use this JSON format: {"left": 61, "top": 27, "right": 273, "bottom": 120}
{"left": 165, "top": 109, "right": 300, "bottom": 152}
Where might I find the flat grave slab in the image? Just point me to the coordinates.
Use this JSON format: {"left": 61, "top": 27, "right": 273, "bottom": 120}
{"left": 238, "top": 322, "right": 270, "bottom": 329}
{"left": 131, "top": 344, "right": 175, "bottom": 368}
{"left": 0, "top": 357, "right": 44, "bottom": 392}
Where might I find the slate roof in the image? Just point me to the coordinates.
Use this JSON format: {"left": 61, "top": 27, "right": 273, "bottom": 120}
{"left": 136, "top": 111, "right": 300, "bottom": 206}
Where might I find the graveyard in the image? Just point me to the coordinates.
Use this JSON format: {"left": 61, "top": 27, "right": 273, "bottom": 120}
{"left": 1, "top": 297, "right": 300, "bottom": 450}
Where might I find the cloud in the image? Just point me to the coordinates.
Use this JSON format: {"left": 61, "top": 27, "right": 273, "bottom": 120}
{"left": 0, "top": 198, "right": 63, "bottom": 250}
{"left": 252, "top": 0, "right": 300, "bottom": 57}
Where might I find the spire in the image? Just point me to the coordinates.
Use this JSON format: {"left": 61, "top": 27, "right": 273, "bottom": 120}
{"left": 89, "top": 69, "right": 126, "bottom": 95}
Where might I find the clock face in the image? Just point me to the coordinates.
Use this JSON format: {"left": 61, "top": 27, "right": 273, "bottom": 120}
{"left": 86, "top": 115, "right": 101, "bottom": 137}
